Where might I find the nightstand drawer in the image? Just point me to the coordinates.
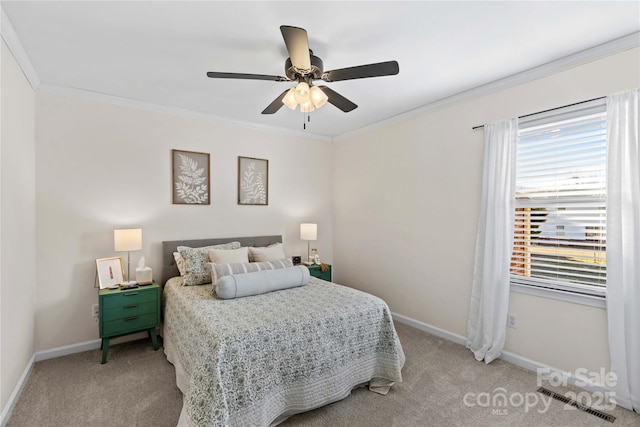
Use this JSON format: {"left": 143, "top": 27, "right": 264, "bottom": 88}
{"left": 102, "top": 289, "right": 157, "bottom": 309}
{"left": 102, "top": 301, "right": 157, "bottom": 322}
{"left": 102, "top": 312, "right": 158, "bottom": 336}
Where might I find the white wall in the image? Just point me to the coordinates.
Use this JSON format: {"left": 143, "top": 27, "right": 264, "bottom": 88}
{"left": 332, "top": 47, "right": 640, "bottom": 374}
{"left": 0, "top": 40, "right": 36, "bottom": 413}
{"left": 2, "top": 26, "right": 637, "bottom": 416}
{"left": 34, "top": 91, "right": 333, "bottom": 352}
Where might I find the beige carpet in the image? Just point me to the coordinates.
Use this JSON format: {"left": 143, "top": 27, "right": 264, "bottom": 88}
{"left": 7, "top": 322, "right": 639, "bottom": 426}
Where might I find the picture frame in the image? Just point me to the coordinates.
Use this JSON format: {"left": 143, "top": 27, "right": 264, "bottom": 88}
{"left": 172, "top": 149, "right": 210, "bottom": 205}
{"left": 238, "top": 156, "right": 268, "bottom": 205}
{"left": 96, "top": 257, "right": 125, "bottom": 289}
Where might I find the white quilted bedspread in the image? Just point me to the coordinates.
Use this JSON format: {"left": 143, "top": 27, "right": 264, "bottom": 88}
{"left": 163, "top": 277, "right": 405, "bottom": 427}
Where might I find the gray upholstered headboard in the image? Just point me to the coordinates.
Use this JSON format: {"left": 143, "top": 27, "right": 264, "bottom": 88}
{"left": 161, "top": 235, "right": 282, "bottom": 286}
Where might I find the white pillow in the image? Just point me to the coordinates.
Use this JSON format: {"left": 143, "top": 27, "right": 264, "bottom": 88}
{"left": 248, "top": 243, "right": 286, "bottom": 262}
{"left": 208, "top": 246, "right": 249, "bottom": 264}
{"left": 215, "top": 266, "right": 310, "bottom": 299}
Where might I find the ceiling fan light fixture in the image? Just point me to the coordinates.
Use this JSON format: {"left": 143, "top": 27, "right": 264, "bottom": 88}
{"left": 207, "top": 25, "right": 399, "bottom": 117}
{"left": 294, "top": 81, "right": 310, "bottom": 104}
{"left": 300, "top": 101, "right": 315, "bottom": 113}
{"left": 309, "top": 86, "right": 328, "bottom": 108}
{"left": 282, "top": 88, "right": 297, "bottom": 110}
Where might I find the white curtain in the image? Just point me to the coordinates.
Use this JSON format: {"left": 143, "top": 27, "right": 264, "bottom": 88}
{"left": 467, "top": 118, "right": 517, "bottom": 363}
{"left": 606, "top": 89, "right": 640, "bottom": 413}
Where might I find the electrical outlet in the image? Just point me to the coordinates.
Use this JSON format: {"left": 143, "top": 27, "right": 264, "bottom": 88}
{"left": 507, "top": 314, "right": 517, "bottom": 329}
{"left": 92, "top": 304, "right": 99, "bottom": 322}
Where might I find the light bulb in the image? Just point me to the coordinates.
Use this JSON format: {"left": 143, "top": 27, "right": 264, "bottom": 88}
{"left": 294, "top": 82, "right": 310, "bottom": 104}
{"left": 282, "top": 88, "right": 297, "bottom": 110}
{"left": 300, "top": 101, "right": 315, "bottom": 113}
{"left": 309, "top": 86, "right": 328, "bottom": 108}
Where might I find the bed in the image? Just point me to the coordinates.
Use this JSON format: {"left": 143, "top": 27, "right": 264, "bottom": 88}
{"left": 161, "top": 236, "right": 405, "bottom": 427}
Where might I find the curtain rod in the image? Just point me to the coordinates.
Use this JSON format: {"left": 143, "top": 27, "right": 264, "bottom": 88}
{"left": 471, "top": 96, "right": 606, "bottom": 130}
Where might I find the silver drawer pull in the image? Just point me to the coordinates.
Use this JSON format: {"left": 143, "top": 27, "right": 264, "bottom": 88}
{"left": 124, "top": 304, "right": 138, "bottom": 309}
{"left": 124, "top": 292, "right": 139, "bottom": 296}
{"left": 124, "top": 316, "right": 139, "bottom": 321}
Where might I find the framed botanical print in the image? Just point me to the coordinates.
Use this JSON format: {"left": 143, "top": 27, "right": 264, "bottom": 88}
{"left": 172, "top": 149, "right": 210, "bottom": 205}
{"left": 238, "top": 156, "right": 268, "bottom": 205}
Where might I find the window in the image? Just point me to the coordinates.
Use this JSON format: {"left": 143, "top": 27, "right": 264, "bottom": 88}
{"left": 510, "top": 99, "right": 607, "bottom": 298}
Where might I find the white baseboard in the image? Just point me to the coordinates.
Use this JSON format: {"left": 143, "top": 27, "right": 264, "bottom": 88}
{"left": 392, "top": 311, "right": 467, "bottom": 345}
{"left": 500, "top": 349, "right": 632, "bottom": 410}
{"left": 0, "top": 354, "right": 35, "bottom": 427}
{"left": 2, "top": 314, "right": 630, "bottom": 426}
{"left": 1, "top": 331, "right": 155, "bottom": 425}
{"left": 1, "top": 339, "right": 101, "bottom": 426}
{"left": 391, "top": 312, "right": 626, "bottom": 409}
{"left": 34, "top": 339, "right": 101, "bottom": 362}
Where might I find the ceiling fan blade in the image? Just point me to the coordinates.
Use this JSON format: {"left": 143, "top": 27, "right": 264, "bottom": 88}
{"left": 207, "top": 72, "right": 289, "bottom": 82}
{"left": 317, "top": 86, "right": 357, "bottom": 112}
{"left": 280, "top": 26, "right": 311, "bottom": 70}
{"left": 323, "top": 60, "right": 399, "bottom": 82}
{"left": 261, "top": 89, "right": 290, "bottom": 114}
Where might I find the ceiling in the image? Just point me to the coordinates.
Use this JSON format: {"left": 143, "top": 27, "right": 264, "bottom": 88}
{"left": 2, "top": 1, "right": 639, "bottom": 138}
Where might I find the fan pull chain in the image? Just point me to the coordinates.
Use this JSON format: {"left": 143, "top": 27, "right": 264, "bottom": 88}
{"left": 303, "top": 112, "right": 311, "bottom": 130}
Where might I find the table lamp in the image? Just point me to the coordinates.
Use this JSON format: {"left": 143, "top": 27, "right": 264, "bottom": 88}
{"left": 300, "top": 223, "right": 317, "bottom": 265}
{"left": 114, "top": 228, "right": 142, "bottom": 285}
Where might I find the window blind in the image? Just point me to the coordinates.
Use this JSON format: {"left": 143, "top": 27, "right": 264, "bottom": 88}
{"left": 511, "top": 99, "right": 607, "bottom": 295}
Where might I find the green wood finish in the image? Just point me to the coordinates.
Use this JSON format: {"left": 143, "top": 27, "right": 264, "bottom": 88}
{"left": 308, "top": 264, "right": 332, "bottom": 281}
{"left": 101, "top": 290, "right": 157, "bottom": 309}
{"left": 102, "top": 313, "right": 159, "bottom": 336}
{"left": 102, "top": 301, "right": 157, "bottom": 321}
{"left": 98, "top": 283, "right": 160, "bottom": 363}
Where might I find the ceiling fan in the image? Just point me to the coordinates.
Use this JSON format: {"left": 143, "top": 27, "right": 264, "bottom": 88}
{"left": 206, "top": 25, "right": 399, "bottom": 115}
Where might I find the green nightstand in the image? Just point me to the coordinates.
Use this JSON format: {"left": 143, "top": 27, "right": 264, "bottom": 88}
{"left": 307, "top": 264, "right": 332, "bottom": 281}
{"left": 98, "top": 283, "right": 160, "bottom": 364}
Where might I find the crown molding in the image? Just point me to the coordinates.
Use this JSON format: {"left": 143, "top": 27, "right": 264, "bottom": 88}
{"left": 334, "top": 31, "right": 640, "bottom": 141}
{"left": 37, "top": 83, "right": 333, "bottom": 142}
{"left": 1, "top": 0, "right": 330, "bottom": 143}
{"left": 1, "top": 4, "right": 40, "bottom": 89}
{"left": 3, "top": 3, "right": 637, "bottom": 143}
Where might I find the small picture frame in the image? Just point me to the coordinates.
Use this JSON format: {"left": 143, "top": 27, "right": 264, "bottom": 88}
{"left": 238, "top": 156, "right": 268, "bottom": 205}
{"left": 172, "top": 149, "right": 210, "bottom": 205}
{"left": 96, "top": 257, "right": 125, "bottom": 289}
{"left": 292, "top": 255, "right": 302, "bottom": 265}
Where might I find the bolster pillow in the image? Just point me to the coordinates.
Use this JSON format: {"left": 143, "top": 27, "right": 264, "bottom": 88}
{"left": 215, "top": 266, "right": 310, "bottom": 299}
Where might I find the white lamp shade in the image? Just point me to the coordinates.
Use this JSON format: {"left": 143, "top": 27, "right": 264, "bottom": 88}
{"left": 300, "top": 101, "right": 316, "bottom": 113}
{"left": 300, "top": 223, "right": 317, "bottom": 241}
{"left": 114, "top": 229, "right": 142, "bottom": 252}
{"left": 309, "top": 86, "right": 328, "bottom": 108}
{"left": 282, "top": 88, "right": 297, "bottom": 110}
{"left": 294, "top": 81, "right": 310, "bottom": 104}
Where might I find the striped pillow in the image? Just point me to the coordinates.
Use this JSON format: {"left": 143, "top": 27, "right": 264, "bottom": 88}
{"left": 208, "top": 259, "right": 293, "bottom": 284}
